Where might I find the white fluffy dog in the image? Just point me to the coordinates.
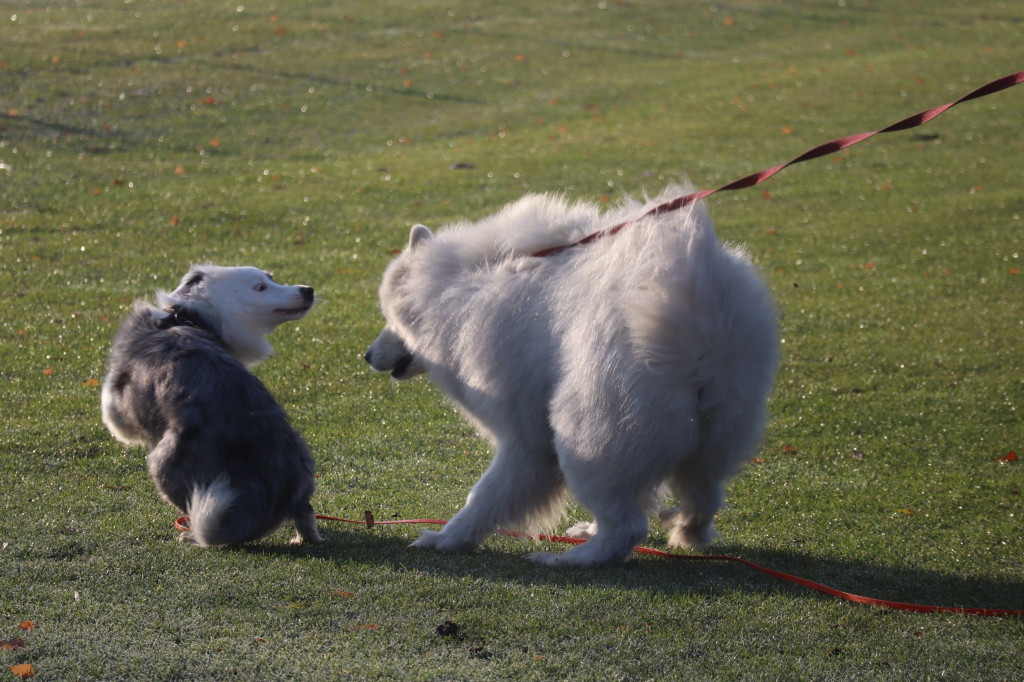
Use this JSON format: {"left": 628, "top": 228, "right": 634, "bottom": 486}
{"left": 365, "top": 189, "right": 778, "bottom": 566}
{"left": 102, "top": 265, "right": 323, "bottom": 547}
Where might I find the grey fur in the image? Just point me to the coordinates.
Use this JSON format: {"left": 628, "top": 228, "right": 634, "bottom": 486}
{"left": 101, "top": 265, "right": 323, "bottom": 547}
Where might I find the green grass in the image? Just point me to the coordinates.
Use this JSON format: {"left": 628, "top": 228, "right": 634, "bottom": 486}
{"left": 2, "top": 0, "right": 1023, "bottom": 678}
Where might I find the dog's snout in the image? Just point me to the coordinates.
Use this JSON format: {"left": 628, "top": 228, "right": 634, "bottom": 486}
{"left": 363, "top": 349, "right": 372, "bottom": 365}
{"left": 300, "top": 286, "right": 314, "bottom": 303}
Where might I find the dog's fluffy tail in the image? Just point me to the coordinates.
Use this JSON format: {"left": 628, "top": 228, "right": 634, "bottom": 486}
{"left": 187, "top": 475, "right": 279, "bottom": 547}
{"left": 624, "top": 202, "right": 779, "bottom": 479}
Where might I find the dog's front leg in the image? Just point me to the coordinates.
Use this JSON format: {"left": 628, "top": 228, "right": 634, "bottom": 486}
{"left": 290, "top": 499, "right": 324, "bottom": 545}
{"left": 409, "top": 440, "right": 562, "bottom": 554}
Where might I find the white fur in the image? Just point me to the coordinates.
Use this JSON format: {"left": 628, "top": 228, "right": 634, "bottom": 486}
{"left": 186, "top": 475, "right": 239, "bottom": 546}
{"left": 366, "top": 189, "right": 779, "bottom": 566}
{"left": 157, "top": 264, "right": 312, "bottom": 368}
{"left": 101, "top": 265, "right": 313, "bottom": 445}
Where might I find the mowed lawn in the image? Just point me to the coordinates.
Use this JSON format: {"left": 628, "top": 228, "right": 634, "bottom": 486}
{"left": 2, "top": 0, "right": 1023, "bottom": 678}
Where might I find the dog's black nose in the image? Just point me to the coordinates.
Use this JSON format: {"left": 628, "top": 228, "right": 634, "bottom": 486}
{"left": 363, "top": 350, "right": 372, "bottom": 365}
{"left": 300, "top": 286, "right": 314, "bottom": 303}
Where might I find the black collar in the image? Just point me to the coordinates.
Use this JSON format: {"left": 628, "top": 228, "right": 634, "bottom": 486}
{"left": 157, "top": 305, "right": 213, "bottom": 332}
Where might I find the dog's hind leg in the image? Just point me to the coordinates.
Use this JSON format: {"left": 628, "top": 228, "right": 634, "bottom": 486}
{"left": 290, "top": 499, "right": 323, "bottom": 545}
{"left": 410, "top": 439, "right": 564, "bottom": 554}
{"left": 660, "top": 465, "right": 725, "bottom": 548}
{"left": 526, "top": 433, "right": 654, "bottom": 566}
{"left": 526, "top": 498, "right": 648, "bottom": 567}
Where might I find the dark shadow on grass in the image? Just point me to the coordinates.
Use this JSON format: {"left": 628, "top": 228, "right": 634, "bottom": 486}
{"left": 262, "top": 526, "right": 1024, "bottom": 614}
{"left": 0, "top": 112, "right": 133, "bottom": 153}
{"left": 96, "top": 48, "right": 485, "bottom": 106}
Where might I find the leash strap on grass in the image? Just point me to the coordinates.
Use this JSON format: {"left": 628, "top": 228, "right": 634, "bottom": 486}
{"left": 494, "top": 528, "right": 1024, "bottom": 617}
{"left": 531, "top": 69, "right": 1024, "bottom": 258}
{"left": 176, "top": 513, "right": 1023, "bottom": 617}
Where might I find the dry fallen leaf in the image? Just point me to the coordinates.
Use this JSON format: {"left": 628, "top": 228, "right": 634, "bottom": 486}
{"left": 0, "top": 638, "right": 25, "bottom": 651}
{"left": 9, "top": 664, "right": 34, "bottom": 679}
{"left": 18, "top": 622, "right": 34, "bottom": 631}
{"left": 995, "top": 451, "right": 1018, "bottom": 463}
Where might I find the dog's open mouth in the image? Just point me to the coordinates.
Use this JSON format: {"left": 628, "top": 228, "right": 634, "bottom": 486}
{"left": 391, "top": 353, "right": 415, "bottom": 379}
{"left": 274, "top": 303, "right": 313, "bottom": 317}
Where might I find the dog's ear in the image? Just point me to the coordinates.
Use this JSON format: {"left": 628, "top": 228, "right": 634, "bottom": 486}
{"left": 409, "top": 224, "right": 432, "bottom": 249}
{"left": 173, "top": 269, "right": 206, "bottom": 298}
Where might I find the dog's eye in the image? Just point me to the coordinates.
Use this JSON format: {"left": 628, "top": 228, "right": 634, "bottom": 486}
{"left": 254, "top": 282, "right": 268, "bottom": 292}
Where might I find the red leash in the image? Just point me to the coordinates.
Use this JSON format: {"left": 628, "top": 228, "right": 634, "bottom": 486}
{"left": 176, "top": 513, "right": 1023, "bottom": 617}
{"left": 531, "top": 69, "right": 1024, "bottom": 257}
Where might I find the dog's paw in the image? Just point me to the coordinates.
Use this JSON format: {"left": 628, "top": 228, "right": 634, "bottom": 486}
{"left": 660, "top": 508, "right": 720, "bottom": 548}
{"left": 408, "top": 529, "right": 475, "bottom": 554}
{"left": 408, "top": 529, "right": 443, "bottom": 550}
{"left": 289, "top": 531, "right": 324, "bottom": 545}
{"left": 564, "top": 521, "right": 597, "bottom": 539}
{"left": 177, "top": 531, "right": 199, "bottom": 545}
{"left": 667, "top": 521, "right": 720, "bottom": 549}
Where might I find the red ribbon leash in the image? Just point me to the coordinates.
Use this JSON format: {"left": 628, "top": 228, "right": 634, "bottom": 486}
{"left": 175, "top": 513, "right": 1023, "bottom": 617}
{"left": 531, "top": 69, "right": 1024, "bottom": 257}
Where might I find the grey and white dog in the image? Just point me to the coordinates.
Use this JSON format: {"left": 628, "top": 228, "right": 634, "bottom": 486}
{"left": 101, "top": 264, "right": 323, "bottom": 547}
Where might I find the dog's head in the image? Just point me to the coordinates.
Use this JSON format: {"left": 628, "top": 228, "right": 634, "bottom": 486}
{"left": 158, "top": 264, "right": 315, "bottom": 367}
{"left": 364, "top": 225, "right": 431, "bottom": 381}
{"left": 364, "top": 326, "right": 426, "bottom": 380}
